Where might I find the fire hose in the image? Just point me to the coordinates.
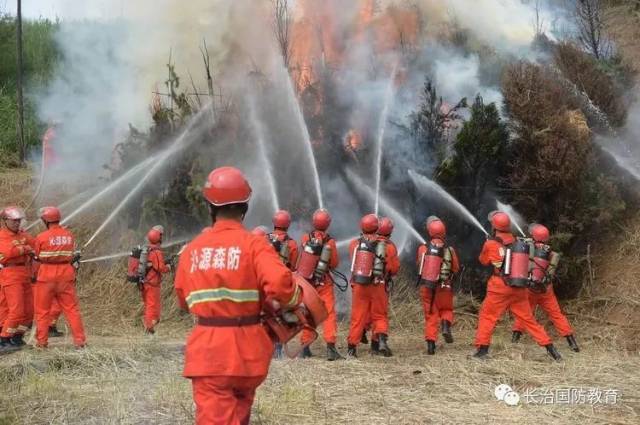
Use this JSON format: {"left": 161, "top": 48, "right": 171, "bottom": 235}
{"left": 329, "top": 269, "right": 349, "bottom": 292}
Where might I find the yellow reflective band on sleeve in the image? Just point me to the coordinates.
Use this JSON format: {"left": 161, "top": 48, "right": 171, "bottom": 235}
{"left": 186, "top": 287, "right": 260, "bottom": 308}
{"left": 39, "top": 251, "right": 74, "bottom": 258}
{"left": 285, "top": 284, "right": 301, "bottom": 307}
{"left": 491, "top": 261, "right": 503, "bottom": 268}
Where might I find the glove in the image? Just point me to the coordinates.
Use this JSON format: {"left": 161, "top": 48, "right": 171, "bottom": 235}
{"left": 20, "top": 245, "right": 34, "bottom": 256}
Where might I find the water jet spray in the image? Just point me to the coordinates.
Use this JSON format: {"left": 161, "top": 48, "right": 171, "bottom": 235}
{"left": 408, "top": 170, "right": 488, "bottom": 236}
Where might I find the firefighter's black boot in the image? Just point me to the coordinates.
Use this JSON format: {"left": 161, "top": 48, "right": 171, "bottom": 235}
{"left": 326, "top": 343, "right": 344, "bottom": 361}
{"left": 473, "top": 345, "right": 489, "bottom": 359}
{"left": 48, "top": 326, "right": 64, "bottom": 338}
{"left": 0, "top": 337, "right": 21, "bottom": 354}
{"left": 360, "top": 331, "right": 368, "bottom": 345}
{"left": 370, "top": 339, "right": 380, "bottom": 354}
{"left": 377, "top": 334, "right": 393, "bottom": 357}
{"left": 545, "top": 344, "right": 563, "bottom": 361}
{"left": 426, "top": 340, "right": 436, "bottom": 355}
{"left": 441, "top": 320, "right": 453, "bottom": 343}
{"left": 10, "top": 334, "right": 25, "bottom": 347}
{"left": 566, "top": 335, "right": 580, "bottom": 352}
{"left": 301, "top": 346, "right": 313, "bottom": 359}
{"left": 511, "top": 331, "right": 522, "bottom": 343}
{"left": 347, "top": 345, "right": 357, "bottom": 358}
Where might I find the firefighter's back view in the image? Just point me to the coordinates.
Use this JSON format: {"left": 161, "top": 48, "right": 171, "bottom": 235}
{"left": 174, "top": 166, "right": 301, "bottom": 425}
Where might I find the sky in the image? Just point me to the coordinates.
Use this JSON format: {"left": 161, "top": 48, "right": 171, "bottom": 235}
{"left": 1, "top": 0, "right": 126, "bottom": 20}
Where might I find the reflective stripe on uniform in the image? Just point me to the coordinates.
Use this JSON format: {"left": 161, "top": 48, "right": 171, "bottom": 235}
{"left": 491, "top": 261, "right": 503, "bottom": 268}
{"left": 39, "top": 251, "right": 74, "bottom": 258}
{"left": 186, "top": 287, "right": 260, "bottom": 308}
{"left": 285, "top": 284, "right": 301, "bottom": 307}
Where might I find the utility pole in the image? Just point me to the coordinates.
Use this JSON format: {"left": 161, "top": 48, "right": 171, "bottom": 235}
{"left": 16, "top": 0, "right": 25, "bottom": 163}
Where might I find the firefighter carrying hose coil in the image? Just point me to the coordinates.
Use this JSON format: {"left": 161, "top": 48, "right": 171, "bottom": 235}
{"left": 174, "top": 166, "right": 324, "bottom": 425}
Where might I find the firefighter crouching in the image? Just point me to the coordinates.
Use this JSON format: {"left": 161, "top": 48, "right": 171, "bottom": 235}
{"left": 512, "top": 223, "right": 580, "bottom": 352}
{"left": 174, "top": 166, "right": 320, "bottom": 425}
{"left": 32, "top": 207, "right": 86, "bottom": 348}
{"left": 416, "top": 216, "right": 460, "bottom": 355}
{"left": 297, "top": 208, "right": 342, "bottom": 361}
{"left": 473, "top": 211, "right": 562, "bottom": 360}
{"left": 0, "top": 207, "right": 35, "bottom": 352}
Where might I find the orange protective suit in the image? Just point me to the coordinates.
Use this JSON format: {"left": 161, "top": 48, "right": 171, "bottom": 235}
{"left": 299, "top": 231, "right": 339, "bottom": 345}
{"left": 269, "top": 229, "right": 298, "bottom": 270}
{"left": 512, "top": 285, "right": 574, "bottom": 337}
{"left": 174, "top": 219, "right": 300, "bottom": 425}
{"left": 50, "top": 299, "right": 62, "bottom": 326}
{"left": 32, "top": 224, "right": 86, "bottom": 347}
{"left": 416, "top": 240, "right": 459, "bottom": 342}
{"left": 347, "top": 236, "right": 399, "bottom": 346}
{"left": 474, "top": 232, "right": 552, "bottom": 347}
{"left": 0, "top": 228, "right": 35, "bottom": 338}
{"left": 141, "top": 244, "right": 170, "bottom": 332}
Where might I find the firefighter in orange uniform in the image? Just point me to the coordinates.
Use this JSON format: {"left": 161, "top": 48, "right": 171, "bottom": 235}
{"left": 347, "top": 215, "right": 399, "bottom": 357}
{"left": 297, "top": 208, "right": 342, "bottom": 360}
{"left": 0, "top": 206, "right": 35, "bottom": 352}
{"left": 267, "top": 210, "right": 298, "bottom": 271}
{"left": 474, "top": 212, "right": 561, "bottom": 360}
{"left": 512, "top": 223, "right": 580, "bottom": 352}
{"left": 141, "top": 225, "right": 171, "bottom": 334}
{"left": 416, "top": 217, "right": 460, "bottom": 354}
{"left": 364, "top": 217, "right": 400, "bottom": 353}
{"left": 32, "top": 206, "right": 86, "bottom": 348}
{"left": 267, "top": 210, "right": 299, "bottom": 359}
{"left": 174, "top": 166, "right": 301, "bottom": 425}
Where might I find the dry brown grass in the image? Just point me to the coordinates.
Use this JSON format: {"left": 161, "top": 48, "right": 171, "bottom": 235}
{"left": 2, "top": 310, "right": 639, "bottom": 425}
{"left": 1, "top": 168, "right": 639, "bottom": 424}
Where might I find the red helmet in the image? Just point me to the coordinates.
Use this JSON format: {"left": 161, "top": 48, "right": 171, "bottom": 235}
{"left": 360, "top": 213, "right": 379, "bottom": 234}
{"left": 39, "top": 206, "right": 61, "bottom": 223}
{"left": 378, "top": 217, "right": 394, "bottom": 236}
{"left": 529, "top": 223, "right": 550, "bottom": 243}
{"left": 426, "top": 216, "right": 446, "bottom": 238}
{"left": 272, "top": 210, "right": 291, "bottom": 230}
{"left": 251, "top": 225, "right": 268, "bottom": 237}
{"left": 147, "top": 225, "right": 164, "bottom": 244}
{"left": 312, "top": 208, "right": 331, "bottom": 231}
{"left": 2, "top": 206, "right": 25, "bottom": 221}
{"left": 488, "top": 211, "right": 511, "bottom": 232}
{"left": 202, "top": 166, "right": 252, "bottom": 206}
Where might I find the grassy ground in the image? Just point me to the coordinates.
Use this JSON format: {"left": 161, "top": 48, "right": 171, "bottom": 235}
{"left": 1, "top": 169, "right": 639, "bottom": 424}
{"left": 1, "top": 300, "right": 638, "bottom": 425}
